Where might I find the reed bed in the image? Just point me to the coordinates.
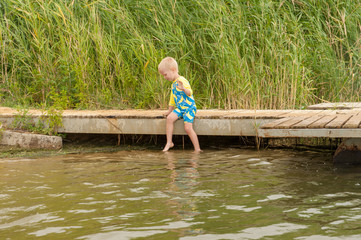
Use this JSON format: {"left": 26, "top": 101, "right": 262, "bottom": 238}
{"left": 0, "top": 0, "right": 360, "bottom": 109}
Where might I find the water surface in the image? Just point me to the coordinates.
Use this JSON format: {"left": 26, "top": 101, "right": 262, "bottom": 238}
{"left": 1, "top": 148, "right": 361, "bottom": 239}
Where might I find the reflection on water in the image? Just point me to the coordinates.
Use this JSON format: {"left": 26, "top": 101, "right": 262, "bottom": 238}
{"left": 165, "top": 152, "right": 200, "bottom": 218}
{"left": 164, "top": 151, "right": 203, "bottom": 236}
{"left": 1, "top": 148, "right": 361, "bottom": 239}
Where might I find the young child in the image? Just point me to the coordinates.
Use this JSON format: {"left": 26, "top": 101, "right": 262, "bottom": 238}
{"left": 158, "top": 57, "right": 201, "bottom": 152}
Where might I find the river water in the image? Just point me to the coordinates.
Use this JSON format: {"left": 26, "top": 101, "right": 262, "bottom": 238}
{"left": 0, "top": 148, "right": 361, "bottom": 239}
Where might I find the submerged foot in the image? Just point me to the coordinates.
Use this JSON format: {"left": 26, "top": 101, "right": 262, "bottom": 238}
{"left": 193, "top": 148, "right": 203, "bottom": 153}
{"left": 162, "top": 143, "right": 174, "bottom": 152}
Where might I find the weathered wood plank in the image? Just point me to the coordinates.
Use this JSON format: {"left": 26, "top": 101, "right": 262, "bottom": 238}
{"left": 308, "top": 102, "right": 361, "bottom": 110}
{"left": 347, "top": 102, "right": 361, "bottom": 108}
{"left": 307, "top": 103, "right": 333, "bottom": 110}
{"left": 248, "top": 110, "right": 294, "bottom": 118}
{"left": 281, "top": 110, "right": 324, "bottom": 117}
{"left": 276, "top": 116, "right": 309, "bottom": 129}
{"left": 332, "top": 103, "right": 354, "bottom": 109}
{"left": 308, "top": 115, "right": 337, "bottom": 128}
{"left": 251, "top": 110, "right": 293, "bottom": 117}
{"left": 325, "top": 114, "right": 353, "bottom": 128}
{"left": 224, "top": 110, "right": 294, "bottom": 119}
{"left": 258, "top": 128, "right": 361, "bottom": 138}
{"left": 343, "top": 113, "right": 361, "bottom": 128}
{"left": 260, "top": 110, "right": 335, "bottom": 129}
{"left": 292, "top": 115, "right": 324, "bottom": 128}
{"left": 337, "top": 109, "right": 361, "bottom": 114}
{"left": 196, "top": 110, "right": 245, "bottom": 119}
{"left": 260, "top": 117, "right": 294, "bottom": 129}
{"left": 320, "top": 109, "right": 340, "bottom": 116}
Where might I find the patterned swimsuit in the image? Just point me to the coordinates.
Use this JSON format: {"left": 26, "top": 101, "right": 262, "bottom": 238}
{"left": 169, "top": 76, "right": 197, "bottom": 123}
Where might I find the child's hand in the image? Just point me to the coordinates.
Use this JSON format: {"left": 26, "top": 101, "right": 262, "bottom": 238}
{"left": 177, "top": 80, "right": 185, "bottom": 91}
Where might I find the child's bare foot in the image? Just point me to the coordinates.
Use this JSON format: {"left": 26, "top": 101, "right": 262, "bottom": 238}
{"left": 162, "top": 143, "right": 174, "bottom": 152}
{"left": 193, "top": 149, "right": 202, "bottom": 153}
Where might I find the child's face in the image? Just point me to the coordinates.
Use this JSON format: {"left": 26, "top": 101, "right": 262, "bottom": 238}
{"left": 159, "top": 68, "right": 178, "bottom": 81}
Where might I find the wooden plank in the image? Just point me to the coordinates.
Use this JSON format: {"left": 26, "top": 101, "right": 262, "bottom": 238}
{"left": 261, "top": 110, "right": 337, "bottom": 129}
{"left": 308, "top": 115, "right": 337, "bottom": 128}
{"left": 292, "top": 115, "right": 324, "bottom": 128}
{"left": 347, "top": 102, "right": 361, "bottom": 108}
{"left": 346, "top": 103, "right": 359, "bottom": 108}
{"left": 307, "top": 103, "right": 325, "bottom": 109}
{"left": 252, "top": 110, "right": 293, "bottom": 117}
{"left": 323, "top": 103, "right": 338, "bottom": 109}
{"left": 217, "top": 110, "right": 260, "bottom": 119}
{"left": 294, "top": 109, "right": 336, "bottom": 116}
{"left": 291, "top": 110, "right": 337, "bottom": 128}
{"left": 225, "top": 110, "right": 293, "bottom": 119}
{"left": 320, "top": 109, "right": 340, "bottom": 116}
{"left": 336, "top": 103, "right": 354, "bottom": 109}
{"left": 248, "top": 110, "right": 293, "bottom": 118}
{"left": 277, "top": 110, "right": 295, "bottom": 117}
{"left": 342, "top": 113, "right": 361, "bottom": 128}
{"left": 281, "top": 110, "right": 324, "bottom": 117}
{"left": 258, "top": 128, "right": 361, "bottom": 138}
{"left": 307, "top": 102, "right": 361, "bottom": 110}
{"left": 260, "top": 117, "right": 294, "bottom": 129}
{"left": 276, "top": 116, "right": 309, "bottom": 129}
{"left": 304, "top": 109, "right": 333, "bottom": 117}
{"left": 325, "top": 114, "right": 352, "bottom": 128}
{"left": 307, "top": 103, "right": 333, "bottom": 110}
{"left": 196, "top": 110, "right": 244, "bottom": 119}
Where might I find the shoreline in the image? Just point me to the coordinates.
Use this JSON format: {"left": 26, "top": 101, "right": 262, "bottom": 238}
{"left": 0, "top": 134, "right": 336, "bottom": 160}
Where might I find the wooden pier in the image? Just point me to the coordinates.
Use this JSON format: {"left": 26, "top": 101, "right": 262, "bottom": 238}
{"left": 0, "top": 103, "right": 361, "bottom": 163}
{"left": 0, "top": 103, "right": 361, "bottom": 138}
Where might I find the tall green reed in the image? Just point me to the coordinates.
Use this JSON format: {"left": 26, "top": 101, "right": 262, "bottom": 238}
{"left": 0, "top": 0, "right": 360, "bottom": 110}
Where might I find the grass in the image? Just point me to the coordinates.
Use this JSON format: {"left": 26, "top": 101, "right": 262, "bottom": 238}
{"left": 0, "top": 0, "right": 360, "bottom": 110}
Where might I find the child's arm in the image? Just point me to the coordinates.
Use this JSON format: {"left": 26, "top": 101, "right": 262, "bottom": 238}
{"left": 163, "top": 106, "right": 175, "bottom": 117}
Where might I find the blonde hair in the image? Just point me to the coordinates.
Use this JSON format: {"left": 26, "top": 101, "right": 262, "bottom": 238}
{"left": 158, "top": 57, "right": 178, "bottom": 72}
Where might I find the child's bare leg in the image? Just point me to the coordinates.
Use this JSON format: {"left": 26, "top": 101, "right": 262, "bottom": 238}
{"left": 163, "top": 112, "right": 178, "bottom": 151}
{"left": 184, "top": 122, "right": 201, "bottom": 152}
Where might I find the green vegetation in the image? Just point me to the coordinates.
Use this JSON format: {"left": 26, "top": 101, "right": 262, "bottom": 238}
{"left": 11, "top": 107, "right": 63, "bottom": 136}
{"left": 0, "top": 0, "right": 360, "bottom": 109}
